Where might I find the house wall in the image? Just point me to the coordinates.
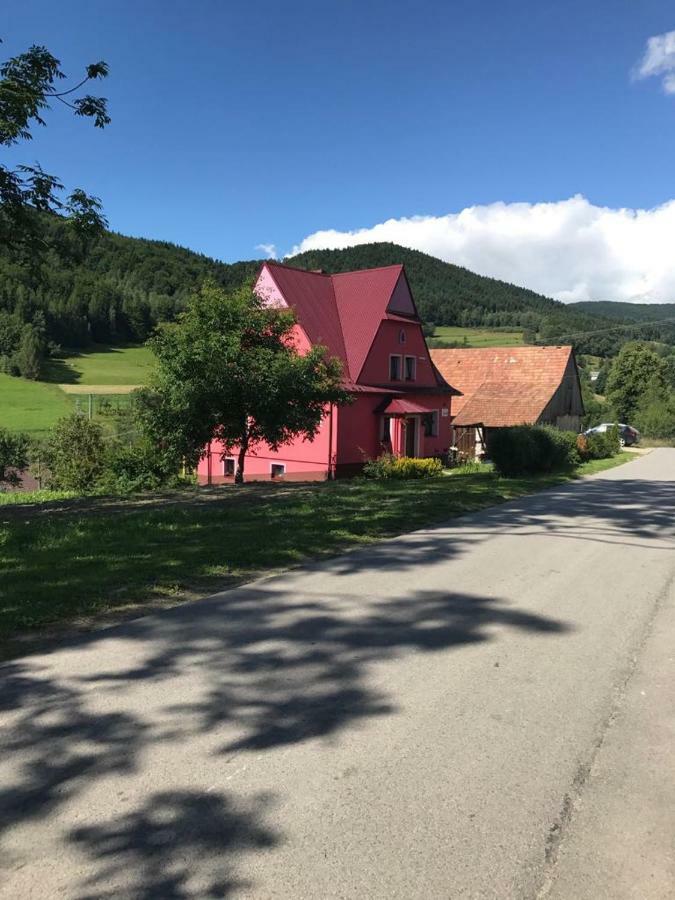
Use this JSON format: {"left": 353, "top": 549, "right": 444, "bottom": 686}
{"left": 197, "top": 404, "right": 336, "bottom": 484}
{"left": 539, "top": 353, "right": 584, "bottom": 431}
{"left": 359, "top": 320, "right": 439, "bottom": 386}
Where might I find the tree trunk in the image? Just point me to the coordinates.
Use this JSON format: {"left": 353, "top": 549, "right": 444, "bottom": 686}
{"left": 235, "top": 433, "right": 248, "bottom": 484}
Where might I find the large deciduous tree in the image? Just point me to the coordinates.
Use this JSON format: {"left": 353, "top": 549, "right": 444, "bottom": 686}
{"left": 137, "top": 283, "right": 349, "bottom": 483}
{"left": 606, "top": 342, "right": 667, "bottom": 422}
{"left": 0, "top": 40, "right": 110, "bottom": 250}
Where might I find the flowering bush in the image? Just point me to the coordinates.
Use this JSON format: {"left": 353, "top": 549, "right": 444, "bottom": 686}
{"left": 363, "top": 453, "right": 443, "bottom": 479}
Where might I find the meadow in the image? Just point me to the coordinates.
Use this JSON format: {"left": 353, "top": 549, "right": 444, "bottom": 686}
{"left": 2, "top": 345, "right": 153, "bottom": 436}
{"left": 428, "top": 326, "right": 524, "bottom": 348}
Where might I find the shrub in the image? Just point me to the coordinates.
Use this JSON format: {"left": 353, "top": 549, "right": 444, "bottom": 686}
{"left": 363, "top": 453, "right": 443, "bottom": 479}
{"left": 489, "top": 425, "right": 580, "bottom": 476}
{"left": 0, "top": 428, "right": 30, "bottom": 489}
{"left": 99, "top": 441, "right": 183, "bottom": 493}
{"left": 43, "top": 414, "right": 106, "bottom": 492}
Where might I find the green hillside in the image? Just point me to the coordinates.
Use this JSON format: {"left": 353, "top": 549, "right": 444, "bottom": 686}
{"left": 0, "top": 214, "right": 668, "bottom": 372}
{"left": 569, "top": 300, "right": 675, "bottom": 321}
{"left": 287, "top": 243, "right": 621, "bottom": 354}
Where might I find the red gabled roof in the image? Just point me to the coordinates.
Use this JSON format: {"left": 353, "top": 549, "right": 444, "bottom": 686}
{"left": 260, "top": 262, "right": 417, "bottom": 383}
{"left": 263, "top": 263, "right": 348, "bottom": 366}
{"left": 430, "top": 346, "right": 575, "bottom": 427}
{"left": 332, "top": 265, "right": 405, "bottom": 380}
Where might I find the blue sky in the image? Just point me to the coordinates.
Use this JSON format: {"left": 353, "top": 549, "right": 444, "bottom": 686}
{"left": 5, "top": 1, "right": 675, "bottom": 300}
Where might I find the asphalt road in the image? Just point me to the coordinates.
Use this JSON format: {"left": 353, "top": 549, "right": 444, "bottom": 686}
{"left": 2, "top": 450, "right": 674, "bottom": 898}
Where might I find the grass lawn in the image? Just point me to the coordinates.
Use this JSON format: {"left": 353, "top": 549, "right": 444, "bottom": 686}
{"left": 0, "top": 373, "right": 72, "bottom": 435}
{"left": 428, "top": 326, "right": 524, "bottom": 348}
{"left": 43, "top": 344, "right": 154, "bottom": 387}
{"left": 0, "top": 452, "right": 631, "bottom": 648}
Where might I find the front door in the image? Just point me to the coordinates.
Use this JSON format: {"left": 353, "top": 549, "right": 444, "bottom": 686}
{"left": 404, "top": 416, "right": 417, "bottom": 457}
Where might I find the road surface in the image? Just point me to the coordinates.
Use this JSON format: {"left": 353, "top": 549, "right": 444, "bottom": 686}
{"left": 1, "top": 450, "right": 674, "bottom": 898}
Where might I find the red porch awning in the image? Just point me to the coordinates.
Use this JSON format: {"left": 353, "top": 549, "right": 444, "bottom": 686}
{"left": 381, "top": 399, "right": 431, "bottom": 416}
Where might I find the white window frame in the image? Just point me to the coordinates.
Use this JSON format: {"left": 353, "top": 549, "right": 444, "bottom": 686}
{"left": 389, "top": 354, "right": 402, "bottom": 381}
{"left": 223, "top": 457, "right": 236, "bottom": 477}
{"left": 270, "top": 462, "right": 286, "bottom": 479}
{"left": 404, "top": 355, "right": 417, "bottom": 382}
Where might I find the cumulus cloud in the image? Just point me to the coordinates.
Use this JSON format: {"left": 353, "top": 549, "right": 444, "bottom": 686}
{"left": 256, "top": 243, "right": 278, "bottom": 259}
{"left": 634, "top": 29, "right": 675, "bottom": 94}
{"left": 290, "top": 196, "right": 675, "bottom": 303}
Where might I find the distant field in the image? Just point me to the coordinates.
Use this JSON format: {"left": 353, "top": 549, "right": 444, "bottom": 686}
{"left": 2, "top": 345, "right": 153, "bottom": 436}
{"left": 0, "top": 373, "right": 71, "bottom": 435}
{"left": 429, "top": 326, "right": 524, "bottom": 348}
{"left": 44, "top": 344, "right": 154, "bottom": 387}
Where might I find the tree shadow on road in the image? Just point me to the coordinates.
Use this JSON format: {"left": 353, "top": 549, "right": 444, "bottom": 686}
{"left": 0, "top": 584, "right": 570, "bottom": 896}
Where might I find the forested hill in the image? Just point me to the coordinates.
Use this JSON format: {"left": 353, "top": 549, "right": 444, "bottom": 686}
{"left": 0, "top": 217, "right": 660, "bottom": 376}
{"left": 287, "top": 243, "right": 623, "bottom": 354}
{"left": 0, "top": 218, "right": 260, "bottom": 350}
{"left": 570, "top": 300, "right": 675, "bottom": 322}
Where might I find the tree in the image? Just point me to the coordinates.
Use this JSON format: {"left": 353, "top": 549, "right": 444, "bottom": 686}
{"left": 0, "top": 40, "right": 110, "bottom": 250}
{"left": 137, "top": 283, "right": 349, "bottom": 483}
{"left": 43, "top": 413, "right": 106, "bottom": 491}
{"left": 634, "top": 377, "right": 675, "bottom": 440}
{"left": 605, "top": 342, "right": 667, "bottom": 422}
{"left": 0, "top": 427, "right": 30, "bottom": 488}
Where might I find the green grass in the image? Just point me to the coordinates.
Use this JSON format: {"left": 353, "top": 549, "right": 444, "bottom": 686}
{"left": 0, "top": 373, "right": 72, "bottom": 435}
{"left": 0, "top": 452, "right": 631, "bottom": 646}
{"left": 428, "top": 326, "right": 524, "bottom": 348}
{"left": 1, "top": 345, "right": 153, "bottom": 436}
{"left": 44, "top": 344, "right": 154, "bottom": 386}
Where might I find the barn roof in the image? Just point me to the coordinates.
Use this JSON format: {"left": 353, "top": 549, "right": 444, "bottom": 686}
{"left": 430, "top": 345, "right": 575, "bottom": 427}
{"left": 260, "top": 262, "right": 417, "bottom": 382}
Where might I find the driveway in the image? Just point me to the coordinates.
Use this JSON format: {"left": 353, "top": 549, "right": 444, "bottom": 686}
{"left": 1, "top": 450, "right": 674, "bottom": 898}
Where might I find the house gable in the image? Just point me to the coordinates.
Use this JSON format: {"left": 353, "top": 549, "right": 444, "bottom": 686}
{"left": 359, "top": 319, "right": 439, "bottom": 387}
{"left": 386, "top": 270, "right": 418, "bottom": 317}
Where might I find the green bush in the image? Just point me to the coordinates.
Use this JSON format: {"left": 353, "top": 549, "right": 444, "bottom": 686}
{"left": 363, "top": 453, "right": 443, "bottom": 479}
{"left": 489, "top": 425, "right": 580, "bottom": 476}
{"left": 99, "top": 441, "right": 182, "bottom": 493}
{"left": 43, "top": 414, "right": 106, "bottom": 492}
{"left": 0, "top": 428, "right": 30, "bottom": 488}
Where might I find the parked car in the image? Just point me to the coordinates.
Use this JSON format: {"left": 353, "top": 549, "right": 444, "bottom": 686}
{"left": 584, "top": 423, "right": 640, "bottom": 447}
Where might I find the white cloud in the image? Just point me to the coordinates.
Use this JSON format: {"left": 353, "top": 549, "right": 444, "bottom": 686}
{"left": 634, "top": 29, "right": 675, "bottom": 94}
{"left": 256, "top": 243, "right": 278, "bottom": 259}
{"left": 290, "top": 196, "right": 675, "bottom": 303}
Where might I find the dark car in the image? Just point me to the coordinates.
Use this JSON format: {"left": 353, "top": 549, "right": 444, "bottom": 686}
{"left": 584, "top": 423, "right": 640, "bottom": 447}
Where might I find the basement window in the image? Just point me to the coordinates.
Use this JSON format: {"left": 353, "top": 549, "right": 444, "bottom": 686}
{"left": 271, "top": 463, "right": 286, "bottom": 479}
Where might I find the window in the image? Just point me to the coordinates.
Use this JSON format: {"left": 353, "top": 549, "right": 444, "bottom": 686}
{"left": 423, "top": 411, "right": 439, "bottom": 437}
{"left": 223, "top": 458, "right": 235, "bottom": 477}
{"left": 389, "top": 355, "right": 402, "bottom": 381}
{"left": 270, "top": 463, "right": 286, "bottom": 479}
{"left": 404, "top": 356, "right": 416, "bottom": 381}
{"left": 398, "top": 329, "right": 406, "bottom": 344}
{"left": 381, "top": 415, "right": 392, "bottom": 442}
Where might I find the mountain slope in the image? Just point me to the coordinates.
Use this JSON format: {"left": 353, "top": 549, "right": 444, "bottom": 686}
{"left": 0, "top": 220, "right": 652, "bottom": 366}
{"left": 570, "top": 300, "right": 675, "bottom": 322}
{"left": 287, "top": 243, "right": 623, "bottom": 353}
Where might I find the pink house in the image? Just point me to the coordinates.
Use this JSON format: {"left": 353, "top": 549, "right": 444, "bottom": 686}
{"left": 197, "top": 261, "right": 459, "bottom": 483}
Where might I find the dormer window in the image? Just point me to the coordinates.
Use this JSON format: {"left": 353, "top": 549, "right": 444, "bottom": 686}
{"left": 399, "top": 329, "right": 406, "bottom": 344}
{"left": 404, "top": 356, "right": 416, "bottom": 381}
{"left": 389, "top": 355, "right": 402, "bottom": 381}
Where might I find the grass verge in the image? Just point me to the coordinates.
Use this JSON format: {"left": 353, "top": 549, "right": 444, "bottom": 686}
{"left": 0, "top": 452, "right": 631, "bottom": 648}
